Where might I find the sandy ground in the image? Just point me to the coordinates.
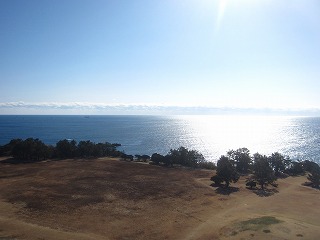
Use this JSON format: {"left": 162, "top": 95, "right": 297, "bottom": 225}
{"left": 0, "top": 157, "right": 319, "bottom": 240}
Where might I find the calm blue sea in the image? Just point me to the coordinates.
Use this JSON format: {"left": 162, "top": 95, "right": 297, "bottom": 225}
{"left": 0, "top": 115, "right": 319, "bottom": 163}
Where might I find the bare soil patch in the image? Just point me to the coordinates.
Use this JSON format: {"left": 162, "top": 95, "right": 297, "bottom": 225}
{"left": 0, "top": 158, "right": 319, "bottom": 239}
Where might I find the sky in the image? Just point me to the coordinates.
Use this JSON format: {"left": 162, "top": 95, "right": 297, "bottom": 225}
{"left": 0, "top": 0, "right": 320, "bottom": 115}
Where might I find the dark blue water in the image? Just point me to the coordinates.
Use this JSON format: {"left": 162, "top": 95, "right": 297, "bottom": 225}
{"left": 0, "top": 115, "right": 319, "bottom": 163}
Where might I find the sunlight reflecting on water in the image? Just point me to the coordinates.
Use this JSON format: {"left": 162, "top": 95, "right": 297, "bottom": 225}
{"left": 0, "top": 115, "right": 318, "bottom": 163}
{"left": 174, "top": 116, "right": 309, "bottom": 162}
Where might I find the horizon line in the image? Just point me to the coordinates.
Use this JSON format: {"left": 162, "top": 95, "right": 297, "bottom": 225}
{"left": 1, "top": 101, "right": 320, "bottom": 116}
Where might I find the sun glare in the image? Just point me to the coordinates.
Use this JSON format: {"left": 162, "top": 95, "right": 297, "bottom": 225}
{"left": 177, "top": 115, "right": 294, "bottom": 161}
{"left": 216, "top": 0, "right": 228, "bottom": 31}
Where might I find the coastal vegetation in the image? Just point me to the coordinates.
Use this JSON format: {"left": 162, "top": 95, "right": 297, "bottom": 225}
{"left": 211, "top": 155, "right": 239, "bottom": 187}
{"left": 1, "top": 138, "right": 320, "bottom": 189}
{"left": 210, "top": 147, "right": 320, "bottom": 190}
{"left": 0, "top": 138, "right": 215, "bottom": 169}
{"left": 149, "top": 146, "right": 216, "bottom": 169}
{"left": 252, "top": 153, "right": 277, "bottom": 190}
{"left": 1, "top": 140, "right": 320, "bottom": 239}
{"left": 0, "top": 138, "right": 122, "bottom": 161}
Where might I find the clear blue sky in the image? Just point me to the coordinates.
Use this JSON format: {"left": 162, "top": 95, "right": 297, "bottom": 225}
{"left": 1, "top": 0, "right": 320, "bottom": 115}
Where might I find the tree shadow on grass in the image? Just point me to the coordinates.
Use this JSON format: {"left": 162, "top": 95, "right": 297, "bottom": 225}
{"left": 213, "top": 185, "right": 240, "bottom": 195}
{"left": 0, "top": 158, "right": 34, "bottom": 164}
{"left": 210, "top": 182, "right": 221, "bottom": 188}
{"left": 0, "top": 173, "right": 24, "bottom": 179}
{"left": 302, "top": 181, "right": 320, "bottom": 190}
{"left": 252, "top": 188, "right": 279, "bottom": 197}
{"left": 0, "top": 237, "right": 18, "bottom": 240}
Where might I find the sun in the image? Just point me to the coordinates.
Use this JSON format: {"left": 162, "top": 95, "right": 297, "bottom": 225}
{"left": 216, "top": 0, "right": 229, "bottom": 31}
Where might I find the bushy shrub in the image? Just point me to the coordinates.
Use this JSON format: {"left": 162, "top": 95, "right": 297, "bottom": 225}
{"left": 210, "top": 175, "right": 223, "bottom": 185}
{"left": 307, "top": 170, "right": 320, "bottom": 188}
{"left": 228, "top": 148, "right": 252, "bottom": 174}
{"left": 212, "top": 155, "right": 239, "bottom": 188}
{"left": 245, "top": 180, "right": 257, "bottom": 189}
{"left": 252, "top": 153, "right": 276, "bottom": 190}
{"left": 11, "top": 138, "right": 50, "bottom": 162}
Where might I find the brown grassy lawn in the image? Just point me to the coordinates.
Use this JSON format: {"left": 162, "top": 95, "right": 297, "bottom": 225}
{"left": 0, "top": 157, "right": 319, "bottom": 240}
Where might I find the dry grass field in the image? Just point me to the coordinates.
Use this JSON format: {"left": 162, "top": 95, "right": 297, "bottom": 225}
{"left": 0, "top": 157, "right": 319, "bottom": 240}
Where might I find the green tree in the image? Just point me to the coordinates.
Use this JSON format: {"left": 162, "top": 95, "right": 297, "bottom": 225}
{"left": 302, "top": 160, "right": 320, "bottom": 173}
{"left": 210, "top": 175, "right": 223, "bottom": 185}
{"left": 166, "top": 147, "right": 205, "bottom": 168}
{"left": 55, "top": 139, "right": 77, "bottom": 159}
{"left": 253, "top": 153, "right": 276, "bottom": 190}
{"left": 214, "top": 155, "right": 239, "bottom": 188}
{"left": 307, "top": 170, "right": 320, "bottom": 188}
{"left": 167, "top": 147, "right": 188, "bottom": 166}
{"left": 78, "top": 140, "right": 95, "bottom": 158}
{"left": 151, "top": 153, "right": 165, "bottom": 165}
{"left": 268, "top": 152, "right": 288, "bottom": 177}
{"left": 0, "top": 139, "right": 23, "bottom": 156}
{"left": 11, "top": 138, "right": 49, "bottom": 161}
{"left": 122, "top": 154, "right": 134, "bottom": 161}
{"left": 141, "top": 155, "right": 150, "bottom": 162}
{"left": 108, "top": 143, "right": 122, "bottom": 157}
{"left": 162, "top": 155, "right": 173, "bottom": 167}
{"left": 285, "top": 160, "right": 304, "bottom": 175}
{"left": 198, "top": 160, "right": 216, "bottom": 170}
{"left": 227, "top": 147, "right": 252, "bottom": 173}
{"left": 94, "top": 143, "right": 107, "bottom": 157}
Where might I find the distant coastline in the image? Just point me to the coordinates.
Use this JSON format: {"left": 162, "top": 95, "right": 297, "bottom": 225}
{"left": 1, "top": 103, "right": 320, "bottom": 116}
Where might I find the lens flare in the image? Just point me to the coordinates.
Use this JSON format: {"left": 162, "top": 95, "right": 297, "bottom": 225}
{"left": 216, "top": 0, "right": 228, "bottom": 31}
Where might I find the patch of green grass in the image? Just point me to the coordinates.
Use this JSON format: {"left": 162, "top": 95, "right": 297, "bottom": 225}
{"left": 242, "top": 216, "right": 281, "bottom": 226}
{"left": 237, "top": 216, "right": 282, "bottom": 232}
{"left": 227, "top": 216, "right": 282, "bottom": 237}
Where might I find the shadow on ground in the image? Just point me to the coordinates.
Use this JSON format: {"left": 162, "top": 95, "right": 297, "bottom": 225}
{"left": 0, "top": 158, "right": 37, "bottom": 164}
{"left": 213, "top": 186, "right": 240, "bottom": 195}
{"left": 251, "top": 188, "right": 279, "bottom": 197}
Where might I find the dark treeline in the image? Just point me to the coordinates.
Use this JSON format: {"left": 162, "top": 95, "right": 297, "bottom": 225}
{"left": 0, "top": 138, "right": 215, "bottom": 169}
{"left": 0, "top": 138, "right": 122, "bottom": 162}
{"left": 211, "top": 147, "right": 320, "bottom": 190}
{"left": 117, "top": 147, "right": 215, "bottom": 169}
{"left": 150, "top": 147, "right": 216, "bottom": 169}
{"left": 1, "top": 139, "right": 319, "bottom": 187}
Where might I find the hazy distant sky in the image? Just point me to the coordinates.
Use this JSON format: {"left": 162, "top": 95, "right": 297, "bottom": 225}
{"left": 1, "top": 0, "right": 320, "bottom": 115}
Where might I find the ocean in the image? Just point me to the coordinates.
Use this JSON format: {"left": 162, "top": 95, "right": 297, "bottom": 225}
{"left": 0, "top": 115, "right": 319, "bottom": 163}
